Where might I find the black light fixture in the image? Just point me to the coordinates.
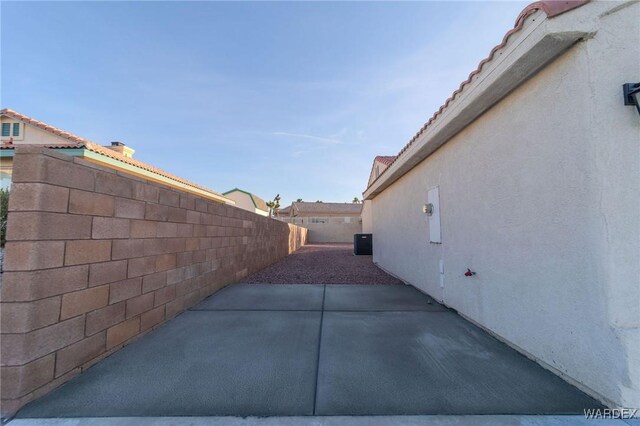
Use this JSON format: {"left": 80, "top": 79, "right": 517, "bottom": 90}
{"left": 623, "top": 83, "right": 640, "bottom": 115}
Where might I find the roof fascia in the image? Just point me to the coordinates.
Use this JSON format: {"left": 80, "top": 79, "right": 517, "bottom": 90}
{"left": 364, "top": 9, "right": 595, "bottom": 200}
{"left": 80, "top": 150, "right": 234, "bottom": 204}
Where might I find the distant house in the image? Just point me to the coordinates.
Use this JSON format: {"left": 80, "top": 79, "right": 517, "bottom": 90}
{"left": 0, "top": 109, "right": 234, "bottom": 205}
{"left": 362, "top": 155, "right": 395, "bottom": 233}
{"left": 222, "top": 188, "right": 269, "bottom": 216}
{"left": 275, "top": 205, "right": 291, "bottom": 217}
{"left": 277, "top": 201, "right": 362, "bottom": 243}
{"left": 368, "top": 155, "right": 396, "bottom": 186}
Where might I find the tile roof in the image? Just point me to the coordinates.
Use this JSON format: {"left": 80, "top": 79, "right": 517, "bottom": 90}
{"left": 292, "top": 202, "right": 362, "bottom": 215}
{"left": 250, "top": 194, "right": 268, "bottom": 212}
{"left": 0, "top": 108, "right": 227, "bottom": 199}
{"left": 365, "top": 155, "right": 397, "bottom": 189}
{"left": 374, "top": 156, "right": 396, "bottom": 166}
{"left": 366, "top": 0, "right": 590, "bottom": 190}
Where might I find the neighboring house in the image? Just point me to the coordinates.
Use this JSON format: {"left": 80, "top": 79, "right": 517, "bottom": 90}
{"left": 362, "top": 155, "right": 395, "bottom": 233}
{"left": 367, "top": 155, "right": 396, "bottom": 186}
{"left": 275, "top": 205, "right": 291, "bottom": 217}
{"left": 363, "top": 0, "right": 639, "bottom": 411}
{"left": 0, "top": 109, "right": 234, "bottom": 205}
{"left": 222, "top": 188, "right": 269, "bottom": 216}
{"left": 277, "top": 201, "right": 362, "bottom": 243}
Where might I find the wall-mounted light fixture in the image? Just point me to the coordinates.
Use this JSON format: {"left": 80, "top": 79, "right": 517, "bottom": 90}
{"left": 623, "top": 83, "right": 640, "bottom": 115}
{"left": 423, "top": 203, "right": 434, "bottom": 216}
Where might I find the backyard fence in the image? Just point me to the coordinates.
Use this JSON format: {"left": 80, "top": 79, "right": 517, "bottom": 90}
{"left": 0, "top": 146, "right": 307, "bottom": 416}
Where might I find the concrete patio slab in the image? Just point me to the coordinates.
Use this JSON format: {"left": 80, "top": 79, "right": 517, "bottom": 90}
{"left": 323, "top": 284, "right": 446, "bottom": 311}
{"left": 191, "top": 283, "right": 325, "bottom": 311}
{"left": 315, "top": 311, "right": 604, "bottom": 415}
{"left": 13, "top": 284, "right": 605, "bottom": 420}
{"left": 16, "top": 310, "right": 321, "bottom": 418}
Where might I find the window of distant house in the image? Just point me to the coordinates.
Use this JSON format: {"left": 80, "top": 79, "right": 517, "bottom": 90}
{"left": 311, "top": 217, "right": 326, "bottom": 224}
{"left": 375, "top": 166, "right": 379, "bottom": 178}
{"left": 2, "top": 122, "right": 21, "bottom": 138}
{"left": 344, "top": 217, "right": 352, "bottom": 223}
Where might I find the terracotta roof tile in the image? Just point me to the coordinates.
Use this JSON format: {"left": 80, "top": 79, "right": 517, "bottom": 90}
{"left": 374, "top": 156, "right": 396, "bottom": 166}
{"left": 366, "top": 0, "right": 589, "bottom": 190}
{"left": 0, "top": 108, "right": 227, "bottom": 199}
{"left": 277, "top": 205, "right": 292, "bottom": 215}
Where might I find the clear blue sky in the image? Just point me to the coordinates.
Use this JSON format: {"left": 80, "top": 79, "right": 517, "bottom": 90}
{"left": 1, "top": 1, "right": 527, "bottom": 206}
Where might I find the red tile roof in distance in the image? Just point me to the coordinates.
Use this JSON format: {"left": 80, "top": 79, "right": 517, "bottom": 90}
{"left": 367, "top": 0, "right": 590, "bottom": 190}
{"left": 0, "top": 108, "right": 226, "bottom": 198}
{"left": 374, "top": 156, "right": 396, "bottom": 166}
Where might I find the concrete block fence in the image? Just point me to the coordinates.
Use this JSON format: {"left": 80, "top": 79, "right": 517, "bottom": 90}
{"left": 0, "top": 147, "right": 307, "bottom": 416}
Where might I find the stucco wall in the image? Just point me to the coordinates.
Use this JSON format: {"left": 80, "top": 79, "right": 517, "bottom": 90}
{"left": 371, "top": 2, "right": 639, "bottom": 409}
{"left": 0, "top": 147, "right": 307, "bottom": 416}
{"left": 305, "top": 221, "right": 362, "bottom": 243}
{"left": 361, "top": 201, "right": 372, "bottom": 234}
{"left": 223, "top": 191, "right": 268, "bottom": 217}
{"left": 280, "top": 216, "right": 362, "bottom": 243}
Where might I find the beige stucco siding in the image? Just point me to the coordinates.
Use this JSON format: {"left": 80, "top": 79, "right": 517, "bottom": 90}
{"left": 371, "top": 1, "right": 639, "bottom": 409}
{"left": 361, "top": 200, "right": 373, "bottom": 233}
{"left": 228, "top": 192, "right": 252, "bottom": 211}
{"left": 304, "top": 221, "right": 362, "bottom": 243}
{"left": 224, "top": 191, "right": 269, "bottom": 216}
{"left": 282, "top": 216, "right": 361, "bottom": 243}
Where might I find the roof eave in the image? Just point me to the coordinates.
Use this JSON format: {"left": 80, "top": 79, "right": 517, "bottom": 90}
{"left": 4, "top": 145, "right": 234, "bottom": 205}
{"left": 364, "top": 8, "right": 595, "bottom": 200}
{"left": 79, "top": 149, "right": 234, "bottom": 205}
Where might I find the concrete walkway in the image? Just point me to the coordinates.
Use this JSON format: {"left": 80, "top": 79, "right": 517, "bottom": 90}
{"left": 15, "top": 284, "right": 603, "bottom": 420}
{"left": 241, "top": 243, "right": 403, "bottom": 284}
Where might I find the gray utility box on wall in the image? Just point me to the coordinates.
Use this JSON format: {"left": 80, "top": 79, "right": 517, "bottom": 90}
{"left": 354, "top": 233, "right": 373, "bottom": 255}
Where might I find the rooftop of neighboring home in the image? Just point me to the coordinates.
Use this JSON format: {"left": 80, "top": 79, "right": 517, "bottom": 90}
{"left": 223, "top": 188, "right": 269, "bottom": 212}
{"left": 374, "top": 155, "right": 396, "bottom": 166}
{"left": 285, "top": 201, "right": 362, "bottom": 217}
{"left": 367, "top": 155, "right": 397, "bottom": 188}
{"left": 0, "top": 108, "right": 233, "bottom": 204}
{"left": 276, "top": 205, "right": 292, "bottom": 216}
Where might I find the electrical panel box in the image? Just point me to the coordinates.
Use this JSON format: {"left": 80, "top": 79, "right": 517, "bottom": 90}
{"left": 428, "top": 186, "right": 441, "bottom": 243}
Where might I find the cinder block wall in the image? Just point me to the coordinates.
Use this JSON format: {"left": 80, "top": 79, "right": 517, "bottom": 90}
{"left": 0, "top": 147, "right": 307, "bottom": 416}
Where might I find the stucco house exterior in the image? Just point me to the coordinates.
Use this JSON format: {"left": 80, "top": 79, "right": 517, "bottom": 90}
{"left": 222, "top": 188, "right": 269, "bottom": 216}
{"left": 363, "top": 0, "right": 639, "bottom": 410}
{"left": 275, "top": 205, "right": 292, "bottom": 218}
{"left": 362, "top": 155, "right": 395, "bottom": 233}
{"left": 0, "top": 109, "right": 234, "bottom": 205}
{"left": 277, "top": 201, "right": 362, "bottom": 243}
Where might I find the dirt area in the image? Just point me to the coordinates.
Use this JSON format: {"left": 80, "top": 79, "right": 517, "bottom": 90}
{"left": 241, "top": 243, "right": 404, "bottom": 285}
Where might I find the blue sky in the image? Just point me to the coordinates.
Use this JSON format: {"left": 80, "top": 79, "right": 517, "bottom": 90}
{"left": 1, "top": 1, "right": 527, "bottom": 206}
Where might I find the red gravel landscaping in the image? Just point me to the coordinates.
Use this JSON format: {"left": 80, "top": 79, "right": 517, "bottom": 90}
{"left": 241, "top": 243, "right": 404, "bottom": 285}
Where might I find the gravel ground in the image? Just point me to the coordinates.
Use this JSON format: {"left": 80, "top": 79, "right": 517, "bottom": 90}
{"left": 241, "top": 243, "right": 404, "bottom": 285}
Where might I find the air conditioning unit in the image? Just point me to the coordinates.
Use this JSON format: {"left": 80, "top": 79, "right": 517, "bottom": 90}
{"left": 353, "top": 233, "right": 373, "bottom": 255}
